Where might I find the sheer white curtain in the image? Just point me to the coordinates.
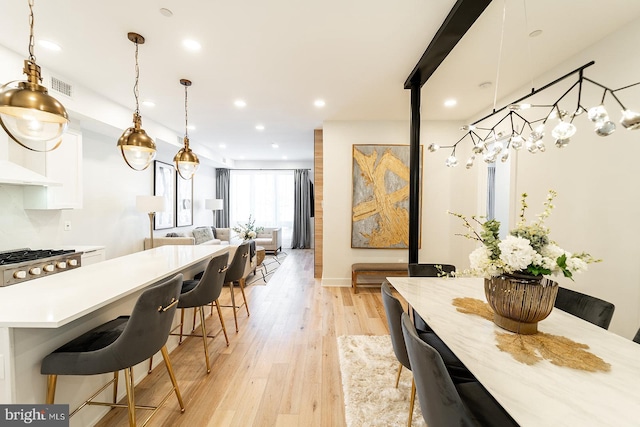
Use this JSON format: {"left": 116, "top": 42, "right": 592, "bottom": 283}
{"left": 229, "top": 170, "right": 294, "bottom": 248}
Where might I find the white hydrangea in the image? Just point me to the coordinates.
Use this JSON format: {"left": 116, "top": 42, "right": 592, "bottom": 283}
{"left": 566, "top": 256, "right": 589, "bottom": 274}
{"left": 468, "top": 246, "right": 502, "bottom": 277}
{"left": 248, "top": 230, "right": 257, "bottom": 239}
{"left": 498, "top": 235, "right": 537, "bottom": 272}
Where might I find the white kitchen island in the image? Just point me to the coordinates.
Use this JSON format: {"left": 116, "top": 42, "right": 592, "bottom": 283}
{"left": 0, "top": 245, "right": 228, "bottom": 426}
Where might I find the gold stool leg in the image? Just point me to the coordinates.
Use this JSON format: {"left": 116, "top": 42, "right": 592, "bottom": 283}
{"left": 395, "top": 363, "right": 403, "bottom": 388}
{"left": 123, "top": 367, "right": 136, "bottom": 427}
{"left": 113, "top": 371, "right": 119, "bottom": 404}
{"left": 160, "top": 345, "right": 185, "bottom": 412}
{"left": 45, "top": 375, "right": 57, "bottom": 404}
{"left": 199, "top": 307, "right": 211, "bottom": 373}
{"left": 408, "top": 378, "right": 416, "bottom": 427}
{"left": 179, "top": 308, "right": 186, "bottom": 343}
{"left": 191, "top": 308, "right": 197, "bottom": 333}
{"left": 215, "top": 299, "right": 229, "bottom": 346}
{"left": 210, "top": 301, "right": 214, "bottom": 317}
{"left": 229, "top": 281, "right": 238, "bottom": 332}
{"left": 238, "top": 278, "right": 250, "bottom": 316}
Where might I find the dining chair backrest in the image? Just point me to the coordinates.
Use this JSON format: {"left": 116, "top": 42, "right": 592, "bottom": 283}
{"left": 178, "top": 252, "right": 229, "bottom": 308}
{"left": 401, "top": 313, "right": 475, "bottom": 427}
{"left": 554, "top": 287, "right": 615, "bottom": 329}
{"left": 408, "top": 263, "right": 456, "bottom": 277}
{"left": 224, "top": 242, "right": 251, "bottom": 283}
{"left": 381, "top": 281, "right": 410, "bottom": 370}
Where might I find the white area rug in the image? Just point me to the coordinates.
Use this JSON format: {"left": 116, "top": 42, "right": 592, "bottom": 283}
{"left": 337, "top": 335, "right": 426, "bottom": 427}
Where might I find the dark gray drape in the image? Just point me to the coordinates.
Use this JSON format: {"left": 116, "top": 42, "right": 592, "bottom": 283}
{"left": 291, "top": 169, "right": 311, "bottom": 249}
{"left": 215, "top": 168, "right": 230, "bottom": 228}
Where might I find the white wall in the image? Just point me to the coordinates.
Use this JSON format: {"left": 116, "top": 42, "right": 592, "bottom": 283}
{"left": 321, "top": 120, "right": 478, "bottom": 286}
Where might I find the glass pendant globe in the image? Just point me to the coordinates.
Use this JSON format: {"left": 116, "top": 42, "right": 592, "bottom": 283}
{"left": 465, "top": 156, "right": 475, "bottom": 169}
{"left": 620, "top": 110, "right": 640, "bottom": 130}
{"left": 445, "top": 155, "right": 458, "bottom": 167}
{"left": 510, "top": 134, "right": 524, "bottom": 150}
{"left": 595, "top": 120, "right": 616, "bottom": 136}
{"left": 587, "top": 105, "right": 608, "bottom": 123}
{"left": 176, "top": 160, "right": 199, "bottom": 180}
{"left": 551, "top": 121, "right": 576, "bottom": 139}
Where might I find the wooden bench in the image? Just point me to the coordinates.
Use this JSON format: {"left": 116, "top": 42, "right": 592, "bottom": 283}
{"left": 351, "top": 263, "right": 408, "bottom": 293}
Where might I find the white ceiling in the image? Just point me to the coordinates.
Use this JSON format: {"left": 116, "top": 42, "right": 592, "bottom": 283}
{"left": 0, "top": 0, "right": 639, "bottom": 163}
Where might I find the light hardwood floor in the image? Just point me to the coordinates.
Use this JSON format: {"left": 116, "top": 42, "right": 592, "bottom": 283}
{"left": 95, "top": 249, "right": 390, "bottom": 426}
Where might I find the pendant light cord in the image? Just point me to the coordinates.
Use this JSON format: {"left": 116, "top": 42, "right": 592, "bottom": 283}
{"left": 133, "top": 40, "right": 140, "bottom": 115}
{"left": 28, "top": 0, "right": 36, "bottom": 62}
{"left": 492, "top": 0, "right": 507, "bottom": 113}
{"left": 184, "top": 84, "right": 189, "bottom": 139}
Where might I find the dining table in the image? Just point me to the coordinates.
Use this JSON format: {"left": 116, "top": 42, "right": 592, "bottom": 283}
{"left": 386, "top": 276, "right": 640, "bottom": 427}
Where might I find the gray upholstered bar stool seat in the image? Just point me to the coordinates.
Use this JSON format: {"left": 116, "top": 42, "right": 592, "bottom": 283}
{"left": 554, "top": 287, "right": 615, "bottom": 329}
{"left": 41, "top": 274, "right": 185, "bottom": 427}
{"left": 401, "top": 313, "right": 518, "bottom": 427}
{"left": 223, "top": 241, "right": 251, "bottom": 332}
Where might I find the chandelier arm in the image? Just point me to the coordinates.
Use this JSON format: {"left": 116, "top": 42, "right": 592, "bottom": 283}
{"left": 576, "top": 70, "right": 584, "bottom": 114}
{"left": 608, "top": 91, "right": 627, "bottom": 111}
{"left": 471, "top": 61, "right": 595, "bottom": 126}
{"left": 612, "top": 81, "right": 640, "bottom": 92}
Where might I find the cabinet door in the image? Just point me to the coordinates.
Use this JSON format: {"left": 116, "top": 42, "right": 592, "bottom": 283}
{"left": 23, "top": 130, "right": 83, "bottom": 209}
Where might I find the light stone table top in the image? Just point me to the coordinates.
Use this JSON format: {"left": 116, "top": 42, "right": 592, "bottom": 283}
{"left": 0, "top": 245, "right": 229, "bottom": 328}
{"left": 387, "top": 276, "right": 640, "bottom": 427}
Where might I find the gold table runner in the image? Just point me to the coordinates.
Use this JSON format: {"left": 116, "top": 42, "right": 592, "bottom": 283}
{"left": 452, "top": 297, "right": 611, "bottom": 372}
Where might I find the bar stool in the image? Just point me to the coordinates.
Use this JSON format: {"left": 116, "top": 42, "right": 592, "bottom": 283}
{"left": 223, "top": 242, "right": 251, "bottom": 332}
{"left": 148, "top": 253, "right": 229, "bottom": 374}
{"left": 41, "top": 274, "right": 185, "bottom": 427}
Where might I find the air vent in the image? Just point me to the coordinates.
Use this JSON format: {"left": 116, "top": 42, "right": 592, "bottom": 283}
{"left": 50, "top": 76, "right": 73, "bottom": 98}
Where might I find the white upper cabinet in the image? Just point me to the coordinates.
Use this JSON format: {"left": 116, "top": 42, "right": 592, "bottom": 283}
{"left": 23, "top": 130, "right": 83, "bottom": 209}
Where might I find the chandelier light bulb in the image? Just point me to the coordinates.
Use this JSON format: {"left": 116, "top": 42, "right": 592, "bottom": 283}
{"left": 465, "top": 156, "right": 475, "bottom": 169}
{"left": 510, "top": 134, "right": 525, "bottom": 150}
{"left": 428, "top": 143, "right": 440, "bottom": 152}
{"left": 535, "top": 140, "right": 546, "bottom": 152}
{"left": 620, "top": 109, "right": 640, "bottom": 130}
{"left": 594, "top": 120, "right": 616, "bottom": 137}
{"left": 507, "top": 103, "right": 531, "bottom": 111}
{"left": 551, "top": 121, "right": 576, "bottom": 140}
{"left": 460, "top": 124, "right": 476, "bottom": 131}
{"left": 445, "top": 155, "right": 458, "bottom": 167}
{"left": 472, "top": 143, "right": 484, "bottom": 154}
{"left": 587, "top": 105, "right": 608, "bottom": 123}
{"left": 526, "top": 139, "right": 539, "bottom": 154}
{"left": 555, "top": 138, "right": 570, "bottom": 148}
{"left": 500, "top": 151, "right": 509, "bottom": 162}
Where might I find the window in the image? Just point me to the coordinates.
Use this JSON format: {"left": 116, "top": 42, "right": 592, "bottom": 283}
{"left": 229, "top": 170, "right": 294, "bottom": 247}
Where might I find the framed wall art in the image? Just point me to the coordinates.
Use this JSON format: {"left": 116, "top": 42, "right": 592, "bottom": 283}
{"left": 351, "top": 144, "right": 422, "bottom": 249}
{"left": 176, "top": 174, "right": 193, "bottom": 227}
{"left": 153, "top": 160, "right": 176, "bottom": 230}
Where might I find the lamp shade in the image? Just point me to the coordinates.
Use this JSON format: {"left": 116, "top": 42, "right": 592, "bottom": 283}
{"left": 205, "top": 199, "right": 224, "bottom": 210}
{"left": 136, "top": 195, "right": 165, "bottom": 213}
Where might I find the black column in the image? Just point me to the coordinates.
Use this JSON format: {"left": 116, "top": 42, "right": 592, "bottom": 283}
{"left": 408, "top": 82, "right": 421, "bottom": 264}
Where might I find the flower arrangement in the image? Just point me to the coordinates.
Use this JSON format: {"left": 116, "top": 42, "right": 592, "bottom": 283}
{"left": 232, "top": 215, "right": 263, "bottom": 240}
{"left": 450, "top": 190, "right": 598, "bottom": 280}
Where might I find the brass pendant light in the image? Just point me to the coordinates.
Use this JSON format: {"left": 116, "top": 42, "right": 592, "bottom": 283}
{"left": 0, "top": 0, "right": 69, "bottom": 152}
{"left": 174, "top": 79, "right": 199, "bottom": 180}
{"left": 117, "top": 32, "right": 156, "bottom": 171}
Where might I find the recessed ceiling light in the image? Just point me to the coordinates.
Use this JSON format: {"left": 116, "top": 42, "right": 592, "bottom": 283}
{"left": 219, "top": 143, "right": 226, "bottom": 149}
{"left": 182, "top": 39, "right": 201, "bottom": 51}
{"left": 529, "top": 29, "right": 543, "bottom": 38}
{"left": 234, "top": 99, "right": 246, "bottom": 108}
{"left": 159, "top": 8, "right": 173, "bottom": 17}
{"left": 256, "top": 124, "right": 265, "bottom": 131}
{"left": 141, "top": 100, "right": 155, "bottom": 107}
{"left": 314, "top": 99, "right": 326, "bottom": 108}
{"left": 37, "top": 40, "right": 61, "bottom": 51}
{"left": 444, "top": 99, "right": 457, "bottom": 108}
{"left": 271, "top": 143, "right": 279, "bottom": 149}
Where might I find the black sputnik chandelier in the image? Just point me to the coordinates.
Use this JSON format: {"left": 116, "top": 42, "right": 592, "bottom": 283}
{"left": 429, "top": 61, "right": 640, "bottom": 168}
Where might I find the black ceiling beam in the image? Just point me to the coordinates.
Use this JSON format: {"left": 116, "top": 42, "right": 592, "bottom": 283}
{"left": 404, "top": 0, "right": 492, "bottom": 89}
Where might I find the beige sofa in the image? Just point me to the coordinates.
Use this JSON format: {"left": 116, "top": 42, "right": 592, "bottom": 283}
{"left": 144, "top": 227, "right": 230, "bottom": 250}
{"left": 254, "top": 227, "right": 282, "bottom": 254}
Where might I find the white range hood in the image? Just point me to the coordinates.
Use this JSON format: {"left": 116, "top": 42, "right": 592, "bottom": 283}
{"left": 0, "top": 134, "right": 60, "bottom": 187}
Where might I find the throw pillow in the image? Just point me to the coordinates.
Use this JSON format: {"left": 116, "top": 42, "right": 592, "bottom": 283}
{"left": 210, "top": 226, "right": 217, "bottom": 238}
{"left": 165, "top": 232, "right": 186, "bottom": 237}
{"left": 192, "top": 227, "right": 214, "bottom": 245}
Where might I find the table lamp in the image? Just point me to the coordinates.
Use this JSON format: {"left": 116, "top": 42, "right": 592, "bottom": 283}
{"left": 136, "top": 195, "right": 165, "bottom": 249}
{"left": 205, "top": 198, "right": 224, "bottom": 226}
